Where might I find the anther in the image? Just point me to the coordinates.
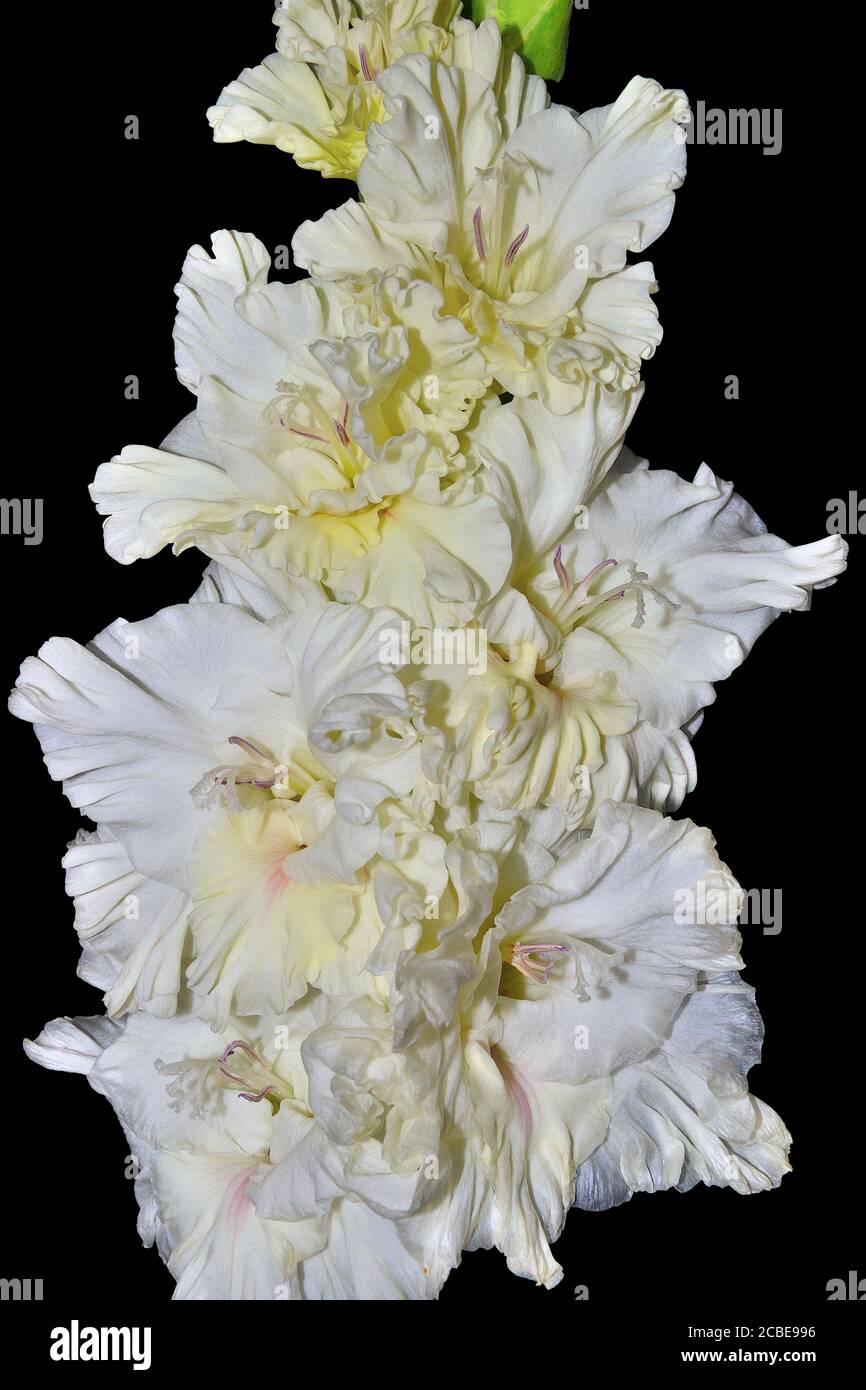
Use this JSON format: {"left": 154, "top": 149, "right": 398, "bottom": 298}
{"left": 504, "top": 225, "right": 530, "bottom": 267}
{"left": 227, "top": 737, "right": 273, "bottom": 766}
{"left": 554, "top": 544, "right": 571, "bottom": 595}
{"left": 358, "top": 46, "right": 374, "bottom": 82}
{"left": 289, "top": 427, "right": 326, "bottom": 442}
{"left": 473, "top": 207, "right": 487, "bottom": 263}
{"left": 333, "top": 402, "right": 350, "bottom": 448}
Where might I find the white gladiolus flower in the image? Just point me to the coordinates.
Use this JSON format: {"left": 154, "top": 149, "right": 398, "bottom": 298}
{"left": 25, "top": 803, "right": 790, "bottom": 1298}
{"left": 293, "top": 57, "right": 689, "bottom": 410}
{"left": 11, "top": 598, "right": 429, "bottom": 1025}
{"left": 417, "top": 403, "right": 847, "bottom": 824}
{"left": 208, "top": 8, "right": 546, "bottom": 180}
{"left": 91, "top": 231, "right": 511, "bottom": 628}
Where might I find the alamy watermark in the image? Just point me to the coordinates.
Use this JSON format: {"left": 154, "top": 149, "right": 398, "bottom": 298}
{"left": 0, "top": 498, "right": 43, "bottom": 545}
{"left": 826, "top": 491, "right": 864, "bottom": 535}
{"left": 678, "top": 102, "right": 782, "bottom": 156}
{"left": 1, "top": 1276, "right": 43, "bottom": 1300}
{"left": 826, "top": 1270, "right": 864, "bottom": 1300}
{"left": 674, "top": 881, "right": 782, "bottom": 935}
{"left": 50, "top": 1321, "right": 152, "bottom": 1370}
{"left": 379, "top": 621, "right": 487, "bottom": 675}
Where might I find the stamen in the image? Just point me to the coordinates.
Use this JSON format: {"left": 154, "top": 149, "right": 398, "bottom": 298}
{"left": 227, "top": 737, "right": 273, "bottom": 766}
{"left": 218, "top": 1041, "right": 279, "bottom": 1105}
{"left": 289, "top": 427, "right": 326, "bottom": 442}
{"left": 504, "top": 224, "right": 530, "bottom": 267}
{"left": 333, "top": 402, "right": 350, "bottom": 448}
{"left": 236, "top": 1086, "right": 274, "bottom": 1104}
{"left": 161, "top": 1040, "right": 290, "bottom": 1112}
{"left": 358, "top": 45, "right": 374, "bottom": 82}
{"left": 191, "top": 738, "right": 281, "bottom": 810}
{"left": 473, "top": 206, "right": 487, "bottom": 263}
{"left": 219, "top": 1040, "right": 264, "bottom": 1065}
{"left": 217, "top": 1065, "right": 273, "bottom": 1103}
{"left": 217, "top": 1065, "right": 252, "bottom": 1087}
{"left": 553, "top": 544, "right": 571, "bottom": 595}
{"left": 511, "top": 942, "right": 569, "bottom": 985}
{"left": 572, "top": 557, "right": 618, "bottom": 606}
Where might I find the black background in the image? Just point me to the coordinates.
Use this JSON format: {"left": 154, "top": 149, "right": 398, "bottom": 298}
{"left": 2, "top": 0, "right": 861, "bottom": 1350}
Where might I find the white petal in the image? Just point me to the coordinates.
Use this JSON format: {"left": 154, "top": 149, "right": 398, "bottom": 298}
{"left": 574, "top": 973, "right": 791, "bottom": 1207}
